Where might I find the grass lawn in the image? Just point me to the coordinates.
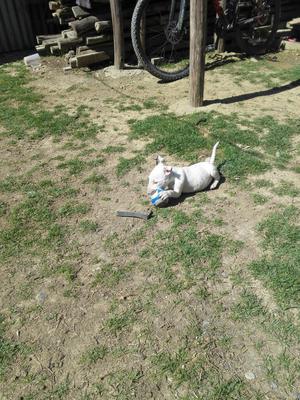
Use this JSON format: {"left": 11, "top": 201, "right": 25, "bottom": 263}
{"left": 0, "top": 53, "right": 299, "bottom": 399}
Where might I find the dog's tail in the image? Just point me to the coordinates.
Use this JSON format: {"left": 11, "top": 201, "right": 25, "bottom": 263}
{"left": 209, "top": 142, "right": 219, "bottom": 164}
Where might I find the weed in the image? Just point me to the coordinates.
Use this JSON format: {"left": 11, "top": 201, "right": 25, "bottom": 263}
{"left": 83, "top": 173, "right": 108, "bottom": 185}
{"left": 0, "top": 201, "right": 7, "bottom": 217}
{"left": 232, "top": 291, "right": 266, "bottom": 320}
{"left": 106, "top": 307, "right": 137, "bottom": 335}
{"left": 87, "top": 156, "right": 105, "bottom": 168}
{"left": 210, "top": 378, "right": 245, "bottom": 400}
{"left": 252, "top": 193, "right": 268, "bottom": 205}
{"left": 57, "top": 158, "right": 86, "bottom": 175}
{"left": 103, "top": 145, "right": 125, "bottom": 154}
{"left": 143, "top": 97, "right": 166, "bottom": 110}
{"left": 92, "top": 264, "right": 128, "bottom": 288}
{"left": 106, "top": 369, "right": 143, "bottom": 398}
{"left": 254, "top": 179, "right": 274, "bottom": 188}
{"left": 57, "top": 264, "right": 77, "bottom": 282}
{"left": 272, "top": 181, "right": 300, "bottom": 197}
{"left": 152, "top": 347, "right": 192, "bottom": 385}
{"left": 59, "top": 202, "right": 90, "bottom": 217}
{"left": 196, "top": 286, "right": 210, "bottom": 300}
{"left": 81, "top": 345, "right": 108, "bottom": 365}
{"left": 79, "top": 220, "right": 99, "bottom": 232}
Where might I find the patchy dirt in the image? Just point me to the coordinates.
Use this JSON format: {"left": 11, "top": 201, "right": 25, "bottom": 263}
{"left": 1, "top": 49, "right": 300, "bottom": 400}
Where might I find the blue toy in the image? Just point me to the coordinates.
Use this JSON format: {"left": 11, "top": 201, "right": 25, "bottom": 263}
{"left": 150, "top": 187, "right": 168, "bottom": 207}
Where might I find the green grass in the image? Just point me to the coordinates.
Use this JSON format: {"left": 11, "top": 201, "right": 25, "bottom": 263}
{"left": 254, "top": 179, "right": 274, "bottom": 188}
{"left": 232, "top": 291, "right": 266, "bottom": 321}
{"left": 83, "top": 173, "right": 108, "bottom": 185}
{"left": 220, "top": 57, "right": 300, "bottom": 88}
{"left": 92, "top": 264, "right": 128, "bottom": 288}
{"left": 0, "top": 201, "right": 7, "bottom": 217}
{"left": 79, "top": 220, "right": 99, "bottom": 233}
{"left": 58, "top": 202, "right": 90, "bottom": 217}
{"left": 0, "top": 65, "right": 101, "bottom": 141}
{"left": 105, "top": 307, "right": 137, "bottom": 335}
{"left": 250, "top": 206, "right": 300, "bottom": 308}
{"left": 152, "top": 347, "right": 194, "bottom": 385}
{"left": 57, "top": 158, "right": 87, "bottom": 175}
{"left": 272, "top": 181, "right": 300, "bottom": 197}
{"left": 252, "top": 193, "right": 268, "bottom": 205}
{"left": 2, "top": 58, "right": 300, "bottom": 400}
{"left": 140, "top": 210, "right": 241, "bottom": 292}
{"left": 0, "top": 179, "right": 82, "bottom": 259}
{"left": 57, "top": 264, "right": 78, "bottom": 282}
{"left": 103, "top": 145, "right": 125, "bottom": 154}
{"left": 0, "top": 315, "right": 23, "bottom": 378}
{"left": 117, "top": 103, "right": 143, "bottom": 112}
{"left": 116, "top": 155, "right": 145, "bottom": 177}
{"left": 81, "top": 345, "right": 108, "bottom": 365}
{"left": 128, "top": 111, "right": 299, "bottom": 178}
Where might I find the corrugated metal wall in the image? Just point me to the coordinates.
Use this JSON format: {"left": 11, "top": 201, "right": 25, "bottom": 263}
{"left": 0, "top": 0, "right": 57, "bottom": 54}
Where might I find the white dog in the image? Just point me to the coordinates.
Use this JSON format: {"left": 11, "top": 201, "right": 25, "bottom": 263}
{"left": 147, "top": 142, "right": 220, "bottom": 202}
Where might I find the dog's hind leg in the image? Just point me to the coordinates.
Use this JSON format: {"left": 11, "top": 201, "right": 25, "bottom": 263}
{"left": 210, "top": 167, "right": 220, "bottom": 190}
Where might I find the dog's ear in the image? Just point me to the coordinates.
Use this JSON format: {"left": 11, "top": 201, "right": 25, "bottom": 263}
{"left": 164, "top": 166, "right": 172, "bottom": 176}
{"left": 156, "top": 155, "right": 165, "bottom": 165}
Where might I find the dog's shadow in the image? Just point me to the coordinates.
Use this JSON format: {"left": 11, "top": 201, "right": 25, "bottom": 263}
{"left": 163, "top": 171, "right": 226, "bottom": 208}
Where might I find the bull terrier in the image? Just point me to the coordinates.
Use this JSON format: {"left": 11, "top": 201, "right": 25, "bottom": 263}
{"left": 147, "top": 142, "right": 220, "bottom": 202}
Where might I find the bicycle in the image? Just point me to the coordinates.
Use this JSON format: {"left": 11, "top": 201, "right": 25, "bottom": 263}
{"left": 131, "top": 0, "right": 281, "bottom": 81}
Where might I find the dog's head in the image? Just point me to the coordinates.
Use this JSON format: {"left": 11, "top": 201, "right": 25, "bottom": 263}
{"left": 147, "top": 155, "right": 173, "bottom": 195}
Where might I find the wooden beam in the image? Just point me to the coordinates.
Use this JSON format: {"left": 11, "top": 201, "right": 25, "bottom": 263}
{"left": 190, "top": 0, "right": 207, "bottom": 107}
{"left": 109, "top": 0, "right": 124, "bottom": 69}
{"left": 69, "top": 16, "right": 99, "bottom": 35}
{"left": 95, "top": 20, "right": 112, "bottom": 33}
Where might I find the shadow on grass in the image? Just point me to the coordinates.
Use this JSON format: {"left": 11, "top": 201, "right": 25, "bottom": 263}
{"left": 205, "top": 79, "right": 300, "bottom": 105}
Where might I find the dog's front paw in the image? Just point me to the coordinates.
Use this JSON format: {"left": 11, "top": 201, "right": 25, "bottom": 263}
{"left": 160, "top": 191, "right": 169, "bottom": 201}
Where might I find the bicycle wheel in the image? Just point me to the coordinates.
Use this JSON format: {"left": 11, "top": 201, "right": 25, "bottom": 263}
{"left": 131, "top": 0, "right": 190, "bottom": 81}
{"left": 234, "top": 0, "right": 281, "bottom": 55}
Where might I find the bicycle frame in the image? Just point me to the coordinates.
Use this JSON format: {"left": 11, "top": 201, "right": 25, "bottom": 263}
{"left": 169, "top": 0, "right": 268, "bottom": 34}
{"left": 169, "top": 0, "right": 230, "bottom": 32}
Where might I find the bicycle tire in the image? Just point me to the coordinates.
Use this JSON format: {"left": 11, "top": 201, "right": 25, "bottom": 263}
{"left": 235, "top": 0, "right": 281, "bottom": 55}
{"left": 131, "top": 0, "right": 190, "bottom": 82}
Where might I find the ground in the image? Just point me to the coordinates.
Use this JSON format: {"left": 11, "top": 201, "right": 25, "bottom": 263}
{"left": 0, "top": 46, "right": 300, "bottom": 400}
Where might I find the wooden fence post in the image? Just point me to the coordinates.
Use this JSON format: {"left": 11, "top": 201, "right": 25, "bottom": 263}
{"left": 217, "top": 0, "right": 226, "bottom": 52}
{"left": 109, "top": 0, "right": 124, "bottom": 69}
{"left": 190, "top": 0, "right": 207, "bottom": 107}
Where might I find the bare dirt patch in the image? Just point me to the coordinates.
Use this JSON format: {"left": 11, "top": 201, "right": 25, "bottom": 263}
{"left": 1, "top": 51, "right": 299, "bottom": 399}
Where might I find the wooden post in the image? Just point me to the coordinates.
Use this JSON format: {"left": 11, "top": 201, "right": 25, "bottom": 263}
{"left": 109, "top": 0, "right": 124, "bottom": 69}
{"left": 217, "top": 0, "right": 226, "bottom": 52}
{"left": 190, "top": 0, "right": 207, "bottom": 107}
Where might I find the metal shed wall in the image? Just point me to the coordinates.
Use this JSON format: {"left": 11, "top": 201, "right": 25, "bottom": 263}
{"left": 0, "top": 0, "right": 57, "bottom": 54}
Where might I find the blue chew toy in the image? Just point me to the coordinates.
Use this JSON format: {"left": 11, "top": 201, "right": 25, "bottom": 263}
{"left": 150, "top": 187, "right": 167, "bottom": 207}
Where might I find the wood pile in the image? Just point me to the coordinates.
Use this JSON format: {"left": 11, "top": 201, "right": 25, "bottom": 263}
{"left": 34, "top": 0, "right": 300, "bottom": 72}
{"left": 35, "top": 0, "right": 131, "bottom": 70}
{"left": 35, "top": 0, "right": 217, "bottom": 71}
